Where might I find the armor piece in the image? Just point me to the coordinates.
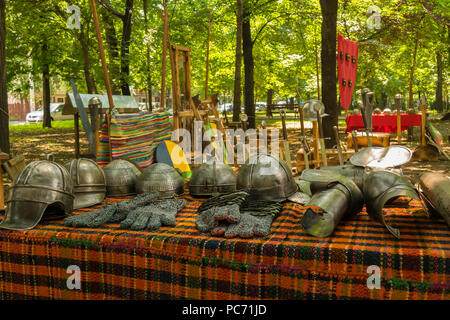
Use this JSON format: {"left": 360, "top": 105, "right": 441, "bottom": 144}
{"left": 236, "top": 153, "right": 297, "bottom": 202}
{"left": 304, "top": 165, "right": 366, "bottom": 190}
{"left": 0, "top": 160, "right": 74, "bottom": 230}
{"left": 189, "top": 161, "right": 237, "bottom": 196}
{"left": 303, "top": 99, "right": 325, "bottom": 119}
{"left": 136, "top": 163, "right": 184, "bottom": 198}
{"left": 373, "top": 108, "right": 382, "bottom": 114}
{"left": 363, "top": 171, "right": 420, "bottom": 239}
{"left": 352, "top": 109, "right": 361, "bottom": 115}
{"left": 64, "top": 158, "right": 106, "bottom": 209}
{"left": 350, "top": 146, "right": 412, "bottom": 169}
{"left": 418, "top": 173, "right": 450, "bottom": 227}
{"left": 300, "top": 170, "right": 363, "bottom": 237}
{"left": 383, "top": 108, "right": 392, "bottom": 115}
{"left": 103, "top": 159, "right": 141, "bottom": 196}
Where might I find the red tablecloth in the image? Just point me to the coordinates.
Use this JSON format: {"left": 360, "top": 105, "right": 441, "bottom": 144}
{"left": 345, "top": 114, "right": 421, "bottom": 133}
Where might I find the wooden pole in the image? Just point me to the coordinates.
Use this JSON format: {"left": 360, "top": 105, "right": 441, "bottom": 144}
{"left": 89, "top": 0, "right": 114, "bottom": 161}
{"left": 161, "top": 2, "right": 169, "bottom": 111}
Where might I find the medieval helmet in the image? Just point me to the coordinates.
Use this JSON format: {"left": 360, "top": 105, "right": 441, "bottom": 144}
{"left": 352, "top": 108, "right": 361, "bottom": 115}
{"left": 363, "top": 171, "right": 420, "bottom": 239}
{"left": 136, "top": 163, "right": 184, "bottom": 198}
{"left": 373, "top": 108, "right": 382, "bottom": 114}
{"left": 189, "top": 160, "right": 237, "bottom": 196}
{"left": 237, "top": 153, "right": 297, "bottom": 202}
{"left": 383, "top": 108, "right": 392, "bottom": 115}
{"left": 0, "top": 160, "right": 74, "bottom": 230}
{"left": 64, "top": 158, "right": 106, "bottom": 209}
{"left": 103, "top": 159, "right": 141, "bottom": 196}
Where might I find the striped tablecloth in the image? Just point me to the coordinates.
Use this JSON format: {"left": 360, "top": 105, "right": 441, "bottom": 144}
{"left": 0, "top": 196, "right": 449, "bottom": 300}
{"left": 97, "top": 110, "right": 172, "bottom": 169}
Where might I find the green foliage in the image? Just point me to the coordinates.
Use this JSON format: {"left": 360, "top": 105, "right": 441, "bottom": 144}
{"left": 4, "top": 0, "right": 448, "bottom": 110}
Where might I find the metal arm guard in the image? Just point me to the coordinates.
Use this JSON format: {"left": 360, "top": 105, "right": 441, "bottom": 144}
{"left": 363, "top": 171, "right": 420, "bottom": 239}
{"left": 300, "top": 170, "right": 363, "bottom": 237}
{"left": 418, "top": 172, "right": 450, "bottom": 228}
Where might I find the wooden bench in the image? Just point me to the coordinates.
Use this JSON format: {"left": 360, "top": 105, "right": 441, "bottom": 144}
{"left": 267, "top": 104, "right": 300, "bottom": 119}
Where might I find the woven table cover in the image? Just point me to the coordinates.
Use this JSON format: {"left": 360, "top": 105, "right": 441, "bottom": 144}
{"left": 97, "top": 110, "right": 172, "bottom": 169}
{"left": 0, "top": 196, "right": 448, "bottom": 300}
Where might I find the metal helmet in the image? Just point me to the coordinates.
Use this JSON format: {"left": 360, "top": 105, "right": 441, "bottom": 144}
{"left": 383, "top": 108, "right": 392, "bottom": 115}
{"left": 136, "top": 163, "right": 184, "bottom": 198}
{"left": 0, "top": 160, "right": 74, "bottom": 230}
{"left": 189, "top": 161, "right": 237, "bottom": 196}
{"left": 373, "top": 108, "right": 382, "bottom": 114}
{"left": 64, "top": 158, "right": 106, "bottom": 209}
{"left": 103, "top": 159, "right": 141, "bottom": 196}
{"left": 352, "top": 109, "right": 361, "bottom": 115}
{"left": 363, "top": 171, "right": 420, "bottom": 239}
{"left": 237, "top": 153, "right": 297, "bottom": 202}
{"left": 303, "top": 99, "right": 325, "bottom": 119}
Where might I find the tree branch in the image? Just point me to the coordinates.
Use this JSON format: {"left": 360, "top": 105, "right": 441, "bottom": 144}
{"left": 98, "top": 0, "right": 125, "bottom": 20}
{"left": 252, "top": 13, "right": 290, "bottom": 45}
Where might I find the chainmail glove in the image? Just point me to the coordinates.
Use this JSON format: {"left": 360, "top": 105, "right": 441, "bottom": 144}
{"left": 64, "top": 191, "right": 160, "bottom": 228}
{"left": 195, "top": 204, "right": 241, "bottom": 235}
{"left": 120, "top": 199, "right": 186, "bottom": 231}
{"left": 224, "top": 213, "right": 275, "bottom": 238}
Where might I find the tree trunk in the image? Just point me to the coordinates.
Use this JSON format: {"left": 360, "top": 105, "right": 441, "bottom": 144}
{"left": 266, "top": 88, "right": 273, "bottom": 117}
{"left": 101, "top": 9, "right": 121, "bottom": 94}
{"left": 232, "top": 0, "right": 243, "bottom": 122}
{"left": 120, "top": 0, "right": 133, "bottom": 96}
{"left": 79, "top": 32, "right": 97, "bottom": 94}
{"left": 436, "top": 51, "right": 443, "bottom": 112}
{"left": 242, "top": 1, "right": 255, "bottom": 129}
{"left": 408, "top": 32, "right": 419, "bottom": 109}
{"left": 143, "top": 0, "right": 152, "bottom": 111}
{"left": 319, "top": 0, "right": 338, "bottom": 147}
{"left": 42, "top": 42, "right": 51, "bottom": 128}
{"left": 0, "top": 0, "right": 9, "bottom": 154}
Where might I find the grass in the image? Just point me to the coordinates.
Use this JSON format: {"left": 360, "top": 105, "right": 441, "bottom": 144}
{"left": 9, "top": 120, "right": 78, "bottom": 136}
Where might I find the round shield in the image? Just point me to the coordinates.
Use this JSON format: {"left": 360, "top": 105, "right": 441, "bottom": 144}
{"left": 350, "top": 146, "right": 412, "bottom": 169}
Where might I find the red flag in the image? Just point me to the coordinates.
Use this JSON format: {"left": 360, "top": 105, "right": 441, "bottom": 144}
{"left": 337, "top": 34, "right": 359, "bottom": 111}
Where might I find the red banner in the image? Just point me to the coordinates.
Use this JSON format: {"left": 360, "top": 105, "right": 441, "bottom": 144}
{"left": 337, "top": 34, "right": 359, "bottom": 110}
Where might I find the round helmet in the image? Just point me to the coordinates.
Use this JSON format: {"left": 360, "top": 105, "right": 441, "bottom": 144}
{"left": 136, "top": 163, "right": 184, "bottom": 198}
{"left": 189, "top": 161, "right": 237, "bottom": 196}
{"left": 104, "top": 159, "right": 141, "bottom": 196}
{"left": 383, "top": 108, "right": 392, "bottom": 115}
{"left": 352, "top": 108, "right": 361, "bottom": 115}
{"left": 373, "top": 108, "right": 382, "bottom": 114}
{"left": 0, "top": 160, "right": 74, "bottom": 230}
{"left": 237, "top": 153, "right": 297, "bottom": 202}
{"left": 64, "top": 158, "right": 106, "bottom": 209}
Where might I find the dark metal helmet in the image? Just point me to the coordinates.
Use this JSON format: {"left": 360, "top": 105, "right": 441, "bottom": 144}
{"left": 136, "top": 163, "right": 184, "bottom": 198}
{"left": 0, "top": 160, "right": 74, "bottom": 230}
{"left": 189, "top": 161, "right": 237, "bottom": 196}
{"left": 237, "top": 153, "right": 297, "bottom": 202}
{"left": 103, "top": 159, "right": 141, "bottom": 196}
{"left": 363, "top": 171, "right": 420, "bottom": 239}
{"left": 64, "top": 158, "right": 106, "bottom": 209}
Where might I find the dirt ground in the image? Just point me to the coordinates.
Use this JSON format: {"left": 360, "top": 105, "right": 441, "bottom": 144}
{"left": 3, "top": 117, "right": 449, "bottom": 195}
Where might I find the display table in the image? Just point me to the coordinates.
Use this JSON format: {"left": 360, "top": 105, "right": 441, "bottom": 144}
{"left": 345, "top": 114, "right": 421, "bottom": 133}
{"left": 0, "top": 195, "right": 449, "bottom": 300}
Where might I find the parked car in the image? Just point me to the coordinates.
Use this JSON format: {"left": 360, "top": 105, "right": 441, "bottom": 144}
{"left": 26, "top": 103, "right": 72, "bottom": 123}
{"left": 218, "top": 103, "right": 233, "bottom": 113}
{"left": 255, "top": 102, "right": 267, "bottom": 111}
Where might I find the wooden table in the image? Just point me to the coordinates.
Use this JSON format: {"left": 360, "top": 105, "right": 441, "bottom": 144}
{"left": 0, "top": 152, "right": 9, "bottom": 211}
